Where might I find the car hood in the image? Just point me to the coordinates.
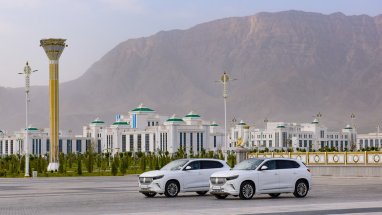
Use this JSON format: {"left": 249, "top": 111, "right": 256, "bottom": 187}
{"left": 139, "top": 170, "right": 174, "bottom": 177}
{"left": 211, "top": 170, "right": 249, "bottom": 177}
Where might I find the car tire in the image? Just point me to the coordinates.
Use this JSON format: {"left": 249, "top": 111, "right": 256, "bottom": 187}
{"left": 239, "top": 181, "right": 255, "bottom": 200}
{"left": 213, "top": 194, "right": 228, "bottom": 199}
{"left": 196, "top": 191, "right": 208, "bottom": 196}
{"left": 143, "top": 192, "right": 156, "bottom": 198}
{"left": 269, "top": 193, "right": 280, "bottom": 198}
{"left": 164, "top": 180, "right": 179, "bottom": 197}
{"left": 293, "top": 180, "right": 308, "bottom": 198}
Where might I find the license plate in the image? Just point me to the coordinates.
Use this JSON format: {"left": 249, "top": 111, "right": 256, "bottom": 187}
{"left": 141, "top": 187, "right": 150, "bottom": 191}
{"left": 212, "top": 186, "right": 222, "bottom": 192}
{"left": 140, "top": 185, "right": 148, "bottom": 189}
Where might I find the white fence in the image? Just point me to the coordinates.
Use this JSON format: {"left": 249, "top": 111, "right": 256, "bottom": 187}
{"left": 248, "top": 151, "right": 382, "bottom": 166}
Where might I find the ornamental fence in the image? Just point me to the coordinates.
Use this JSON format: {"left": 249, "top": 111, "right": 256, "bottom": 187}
{"left": 247, "top": 151, "right": 382, "bottom": 166}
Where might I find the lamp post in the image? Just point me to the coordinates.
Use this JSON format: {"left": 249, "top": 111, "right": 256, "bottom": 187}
{"left": 218, "top": 72, "right": 236, "bottom": 162}
{"left": 377, "top": 125, "right": 380, "bottom": 149}
{"left": 350, "top": 113, "right": 356, "bottom": 151}
{"left": 18, "top": 62, "right": 37, "bottom": 177}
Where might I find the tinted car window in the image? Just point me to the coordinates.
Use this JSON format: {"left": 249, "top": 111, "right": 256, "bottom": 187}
{"left": 201, "top": 161, "right": 223, "bottom": 169}
{"left": 262, "top": 160, "right": 276, "bottom": 170}
{"left": 276, "top": 160, "right": 300, "bottom": 169}
{"left": 234, "top": 159, "right": 264, "bottom": 170}
{"left": 187, "top": 161, "right": 200, "bottom": 170}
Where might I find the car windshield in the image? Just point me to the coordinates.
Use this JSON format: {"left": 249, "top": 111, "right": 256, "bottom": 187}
{"left": 233, "top": 159, "right": 264, "bottom": 170}
{"left": 160, "top": 159, "right": 189, "bottom": 171}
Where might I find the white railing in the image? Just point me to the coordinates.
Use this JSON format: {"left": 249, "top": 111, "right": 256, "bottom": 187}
{"left": 247, "top": 151, "right": 382, "bottom": 165}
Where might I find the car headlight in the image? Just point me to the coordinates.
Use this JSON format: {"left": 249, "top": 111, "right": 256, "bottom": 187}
{"left": 153, "top": 175, "right": 164, "bottom": 180}
{"left": 226, "top": 175, "right": 239, "bottom": 181}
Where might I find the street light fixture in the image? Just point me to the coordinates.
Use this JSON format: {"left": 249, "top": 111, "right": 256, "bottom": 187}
{"left": 217, "top": 72, "right": 236, "bottom": 162}
{"left": 18, "top": 61, "right": 38, "bottom": 177}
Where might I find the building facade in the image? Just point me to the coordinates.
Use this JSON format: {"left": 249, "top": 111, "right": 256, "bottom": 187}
{"left": 229, "top": 118, "right": 359, "bottom": 151}
{"left": 0, "top": 127, "right": 91, "bottom": 157}
{"left": 1, "top": 105, "right": 381, "bottom": 157}
{"left": 82, "top": 104, "right": 225, "bottom": 155}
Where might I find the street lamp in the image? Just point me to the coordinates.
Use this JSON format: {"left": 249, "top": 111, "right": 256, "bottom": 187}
{"left": 18, "top": 61, "right": 38, "bottom": 177}
{"left": 350, "top": 113, "right": 356, "bottom": 151}
{"left": 218, "top": 72, "right": 236, "bottom": 162}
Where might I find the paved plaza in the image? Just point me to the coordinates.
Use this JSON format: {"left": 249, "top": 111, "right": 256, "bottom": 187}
{"left": 0, "top": 175, "right": 381, "bottom": 215}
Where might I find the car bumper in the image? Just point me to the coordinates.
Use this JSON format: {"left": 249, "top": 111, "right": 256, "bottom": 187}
{"left": 209, "top": 181, "right": 240, "bottom": 196}
{"left": 138, "top": 181, "right": 164, "bottom": 194}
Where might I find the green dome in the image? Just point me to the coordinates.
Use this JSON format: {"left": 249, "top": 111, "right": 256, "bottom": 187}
{"left": 113, "top": 121, "right": 129, "bottom": 125}
{"left": 238, "top": 120, "right": 246, "bottom": 125}
{"left": 185, "top": 111, "right": 200, "bottom": 118}
{"left": 167, "top": 118, "right": 184, "bottom": 122}
{"left": 25, "top": 127, "right": 38, "bottom": 131}
{"left": 132, "top": 104, "right": 154, "bottom": 112}
{"left": 91, "top": 117, "right": 104, "bottom": 124}
{"left": 277, "top": 125, "right": 286, "bottom": 128}
{"left": 210, "top": 123, "right": 219, "bottom": 126}
{"left": 167, "top": 114, "right": 184, "bottom": 122}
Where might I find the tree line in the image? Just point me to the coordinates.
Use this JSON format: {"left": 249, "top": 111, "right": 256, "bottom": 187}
{"left": 0, "top": 147, "right": 236, "bottom": 177}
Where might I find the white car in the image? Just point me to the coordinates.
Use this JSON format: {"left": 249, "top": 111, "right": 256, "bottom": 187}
{"left": 138, "top": 158, "right": 230, "bottom": 197}
{"left": 210, "top": 158, "right": 312, "bottom": 200}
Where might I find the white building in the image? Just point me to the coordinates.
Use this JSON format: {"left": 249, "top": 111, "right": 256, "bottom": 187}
{"left": 357, "top": 133, "right": 382, "bottom": 150}
{"left": 2, "top": 104, "right": 380, "bottom": 156}
{"left": 82, "top": 104, "right": 225, "bottom": 155}
{"left": 229, "top": 118, "right": 358, "bottom": 151}
{"left": 0, "top": 127, "right": 91, "bottom": 157}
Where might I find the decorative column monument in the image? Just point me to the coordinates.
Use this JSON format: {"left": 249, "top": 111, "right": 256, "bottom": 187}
{"left": 40, "top": 38, "right": 67, "bottom": 171}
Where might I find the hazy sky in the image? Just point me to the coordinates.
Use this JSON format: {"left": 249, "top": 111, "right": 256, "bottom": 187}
{"left": 1, "top": 0, "right": 381, "bottom": 88}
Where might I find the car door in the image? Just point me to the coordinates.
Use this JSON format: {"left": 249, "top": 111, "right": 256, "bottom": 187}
{"left": 276, "top": 160, "right": 299, "bottom": 191}
{"left": 199, "top": 160, "right": 225, "bottom": 188}
{"left": 182, "top": 161, "right": 204, "bottom": 190}
{"left": 257, "top": 160, "right": 280, "bottom": 192}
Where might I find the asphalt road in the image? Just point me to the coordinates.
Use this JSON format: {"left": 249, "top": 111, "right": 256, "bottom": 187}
{"left": 0, "top": 176, "right": 381, "bottom": 215}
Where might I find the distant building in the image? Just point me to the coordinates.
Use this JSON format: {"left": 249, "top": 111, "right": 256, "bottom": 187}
{"left": 82, "top": 104, "right": 225, "bottom": 155}
{"left": 357, "top": 132, "right": 382, "bottom": 150}
{"left": 1, "top": 105, "right": 381, "bottom": 156}
{"left": 229, "top": 118, "right": 359, "bottom": 151}
{"left": 0, "top": 127, "right": 90, "bottom": 157}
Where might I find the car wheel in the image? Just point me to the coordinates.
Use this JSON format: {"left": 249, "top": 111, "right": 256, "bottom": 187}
{"left": 239, "top": 181, "right": 255, "bottom": 200}
{"left": 196, "top": 191, "right": 208, "bottom": 196}
{"left": 213, "top": 194, "right": 228, "bottom": 199}
{"left": 293, "top": 180, "right": 308, "bottom": 198}
{"left": 164, "top": 180, "right": 179, "bottom": 197}
{"left": 269, "top": 193, "right": 280, "bottom": 198}
{"left": 143, "top": 192, "right": 156, "bottom": 198}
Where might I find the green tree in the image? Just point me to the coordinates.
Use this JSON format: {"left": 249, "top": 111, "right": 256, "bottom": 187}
{"left": 111, "top": 158, "right": 118, "bottom": 176}
{"left": 120, "top": 156, "right": 128, "bottom": 175}
{"left": 58, "top": 153, "right": 65, "bottom": 174}
{"left": 77, "top": 155, "right": 82, "bottom": 175}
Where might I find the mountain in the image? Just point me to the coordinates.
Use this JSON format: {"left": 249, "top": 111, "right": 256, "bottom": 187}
{"left": 1, "top": 11, "right": 382, "bottom": 133}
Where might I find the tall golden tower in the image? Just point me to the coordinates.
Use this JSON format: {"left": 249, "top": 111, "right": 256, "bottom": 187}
{"left": 40, "top": 38, "right": 67, "bottom": 171}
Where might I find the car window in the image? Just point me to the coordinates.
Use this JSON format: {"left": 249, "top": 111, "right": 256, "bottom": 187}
{"left": 276, "top": 160, "right": 300, "bottom": 169}
{"left": 201, "top": 161, "right": 224, "bottom": 169}
{"left": 233, "top": 158, "right": 264, "bottom": 170}
{"left": 262, "top": 160, "right": 276, "bottom": 170}
{"left": 161, "top": 159, "right": 189, "bottom": 171}
{"left": 186, "top": 161, "right": 200, "bottom": 170}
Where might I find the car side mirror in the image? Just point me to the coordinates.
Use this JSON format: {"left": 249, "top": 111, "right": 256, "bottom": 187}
{"left": 184, "top": 166, "right": 192, "bottom": 171}
{"left": 260, "top": 165, "right": 268, "bottom": 171}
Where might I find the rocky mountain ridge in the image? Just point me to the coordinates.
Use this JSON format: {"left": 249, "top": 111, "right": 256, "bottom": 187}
{"left": 1, "top": 10, "right": 381, "bottom": 133}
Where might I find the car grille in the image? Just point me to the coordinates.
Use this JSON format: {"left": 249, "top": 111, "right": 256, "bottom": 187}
{"left": 210, "top": 177, "right": 226, "bottom": 186}
{"left": 139, "top": 177, "right": 153, "bottom": 185}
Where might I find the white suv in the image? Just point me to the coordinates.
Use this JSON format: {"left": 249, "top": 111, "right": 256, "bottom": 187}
{"left": 210, "top": 158, "right": 311, "bottom": 200}
{"left": 139, "top": 158, "right": 230, "bottom": 197}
